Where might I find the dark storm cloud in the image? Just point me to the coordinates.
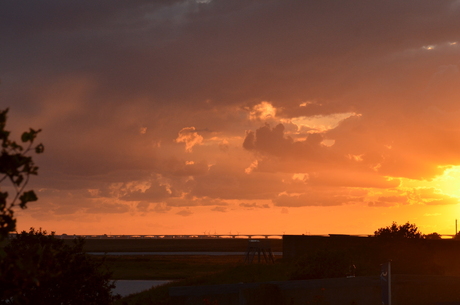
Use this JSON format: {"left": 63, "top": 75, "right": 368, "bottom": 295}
{"left": 4, "top": 1, "right": 460, "bottom": 109}
{"left": 243, "top": 124, "right": 328, "bottom": 159}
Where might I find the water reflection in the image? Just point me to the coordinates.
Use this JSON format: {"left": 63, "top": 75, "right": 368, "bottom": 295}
{"left": 112, "top": 280, "right": 173, "bottom": 297}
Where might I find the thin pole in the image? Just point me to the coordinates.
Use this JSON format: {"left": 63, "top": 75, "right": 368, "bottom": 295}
{"left": 456, "top": 219, "right": 458, "bottom": 237}
{"left": 388, "top": 261, "right": 392, "bottom": 305}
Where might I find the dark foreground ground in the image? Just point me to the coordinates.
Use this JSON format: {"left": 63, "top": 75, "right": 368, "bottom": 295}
{"left": 74, "top": 238, "right": 460, "bottom": 305}
{"left": 169, "top": 275, "right": 460, "bottom": 305}
{"left": 80, "top": 238, "right": 283, "bottom": 281}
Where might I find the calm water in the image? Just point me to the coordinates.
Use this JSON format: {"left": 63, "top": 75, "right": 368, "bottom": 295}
{"left": 112, "top": 280, "right": 173, "bottom": 297}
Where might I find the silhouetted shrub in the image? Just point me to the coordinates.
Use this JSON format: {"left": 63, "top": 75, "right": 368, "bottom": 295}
{"left": 374, "top": 221, "right": 424, "bottom": 239}
{"left": 0, "top": 228, "right": 117, "bottom": 304}
{"left": 425, "top": 232, "right": 442, "bottom": 240}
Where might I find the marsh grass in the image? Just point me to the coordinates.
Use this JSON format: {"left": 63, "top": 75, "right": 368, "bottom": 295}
{"left": 84, "top": 238, "right": 285, "bottom": 304}
{"left": 114, "top": 259, "right": 290, "bottom": 305}
{"left": 96, "top": 255, "right": 245, "bottom": 280}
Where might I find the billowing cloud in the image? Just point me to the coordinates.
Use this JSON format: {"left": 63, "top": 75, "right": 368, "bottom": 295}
{"left": 249, "top": 101, "right": 277, "bottom": 121}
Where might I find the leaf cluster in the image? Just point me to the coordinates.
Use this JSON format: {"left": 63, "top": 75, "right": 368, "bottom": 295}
{"left": 0, "top": 108, "right": 44, "bottom": 239}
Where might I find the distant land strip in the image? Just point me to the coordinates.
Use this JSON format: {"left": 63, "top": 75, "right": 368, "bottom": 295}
{"left": 8, "top": 233, "right": 457, "bottom": 239}
{"left": 56, "top": 234, "right": 286, "bottom": 239}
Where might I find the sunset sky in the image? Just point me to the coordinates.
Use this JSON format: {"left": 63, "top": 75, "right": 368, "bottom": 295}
{"left": 2, "top": 1, "right": 460, "bottom": 236}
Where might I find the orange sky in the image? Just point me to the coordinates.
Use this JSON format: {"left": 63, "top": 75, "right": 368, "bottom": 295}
{"left": 2, "top": 1, "right": 460, "bottom": 236}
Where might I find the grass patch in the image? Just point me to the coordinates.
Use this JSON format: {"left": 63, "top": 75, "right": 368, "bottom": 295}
{"left": 115, "top": 260, "right": 290, "bottom": 305}
{"left": 97, "top": 255, "right": 245, "bottom": 280}
{"left": 85, "top": 239, "right": 284, "bottom": 304}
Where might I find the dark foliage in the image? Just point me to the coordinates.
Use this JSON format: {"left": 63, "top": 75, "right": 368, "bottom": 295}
{"left": 0, "top": 228, "right": 118, "bottom": 304}
{"left": 287, "top": 222, "right": 446, "bottom": 281}
{"left": 0, "top": 109, "right": 117, "bottom": 304}
{"left": 374, "top": 221, "right": 424, "bottom": 239}
{"left": 425, "top": 232, "right": 442, "bottom": 240}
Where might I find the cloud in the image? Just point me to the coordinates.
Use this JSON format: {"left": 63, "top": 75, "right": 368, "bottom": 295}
{"left": 307, "top": 170, "right": 400, "bottom": 189}
{"left": 4, "top": 1, "right": 460, "bottom": 234}
{"left": 176, "top": 209, "right": 193, "bottom": 217}
{"left": 424, "top": 213, "right": 441, "bottom": 217}
{"left": 243, "top": 124, "right": 293, "bottom": 156}
{"left": 367, "top": 187, "right": 460, "bottom": 207}
{"left": 86, "top": 202, "right": 130, "bottom": 214}
{"left": 191, "top": 163, "right": 297, "bottom": 200}
{"left": 243, "top": 123, "right": 343, "bottom": 169}
{"left": 368, "top": 195, "right": 410, "bottom": 208}
{"left": 413, "top": 187, "right": 460, "bottom": 205}
{"left": 136, "top": 201, "right": 150, "bottom": 212}
{"left": 239, "top": 202, "right": 270, "bottom": 209}
{"left": 249, "top": 101, "right": 277, "bottom": 121}
{"left": 161, "top": 158, "right": 209, "bottom": 177}
{"left": 166, "top": 196, "right": 228, "bottom": 207}
{"left": 218, "top": 140, "right": 229, "bottom": 152}
{"left": 211, "top": 206, "right": 227, "bottom": 212}
{"left": 134, "top": 201, "right": 172, "bottom": 213}
{"left": 175, "top": 127, "right": 204, "bottom": 152}
{"left": 152, "top": 202, "right": 172, "bottom": 213}
{"left": 273, "top": 189, "right": 365, "bottom": 207}
{"left": 120, "top": 183, "right": 171, "bottom": 202}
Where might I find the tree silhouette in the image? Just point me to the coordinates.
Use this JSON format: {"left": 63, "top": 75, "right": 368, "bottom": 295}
{"left": 374, "top": 221, "right": 424, "bottom": 239}
{"left": 0, "top": 109, "right": 116, "bottom": 303}
{"left": 425, "top": 232, "right": 442, "bottom": 240}
{"left": 0, "top": 228, "right": 117, "bottom": 304}
{"left": 0, "top": 108, "right": 44, "bottom": 239}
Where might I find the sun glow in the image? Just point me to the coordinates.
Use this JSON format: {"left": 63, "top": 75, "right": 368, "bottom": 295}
{"left": 400, "top": 166, "right": 460, "bottom": 199}
{"left": 432, "top": 166, "right": 460, "bottom": 198}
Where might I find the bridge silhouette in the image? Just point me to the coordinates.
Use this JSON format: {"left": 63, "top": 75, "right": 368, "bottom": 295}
{"left": 57, "top": 234, "right": 284, "bottom": 239}
{"left": 16, "top": 233, "right": 459, "bottom": 240}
